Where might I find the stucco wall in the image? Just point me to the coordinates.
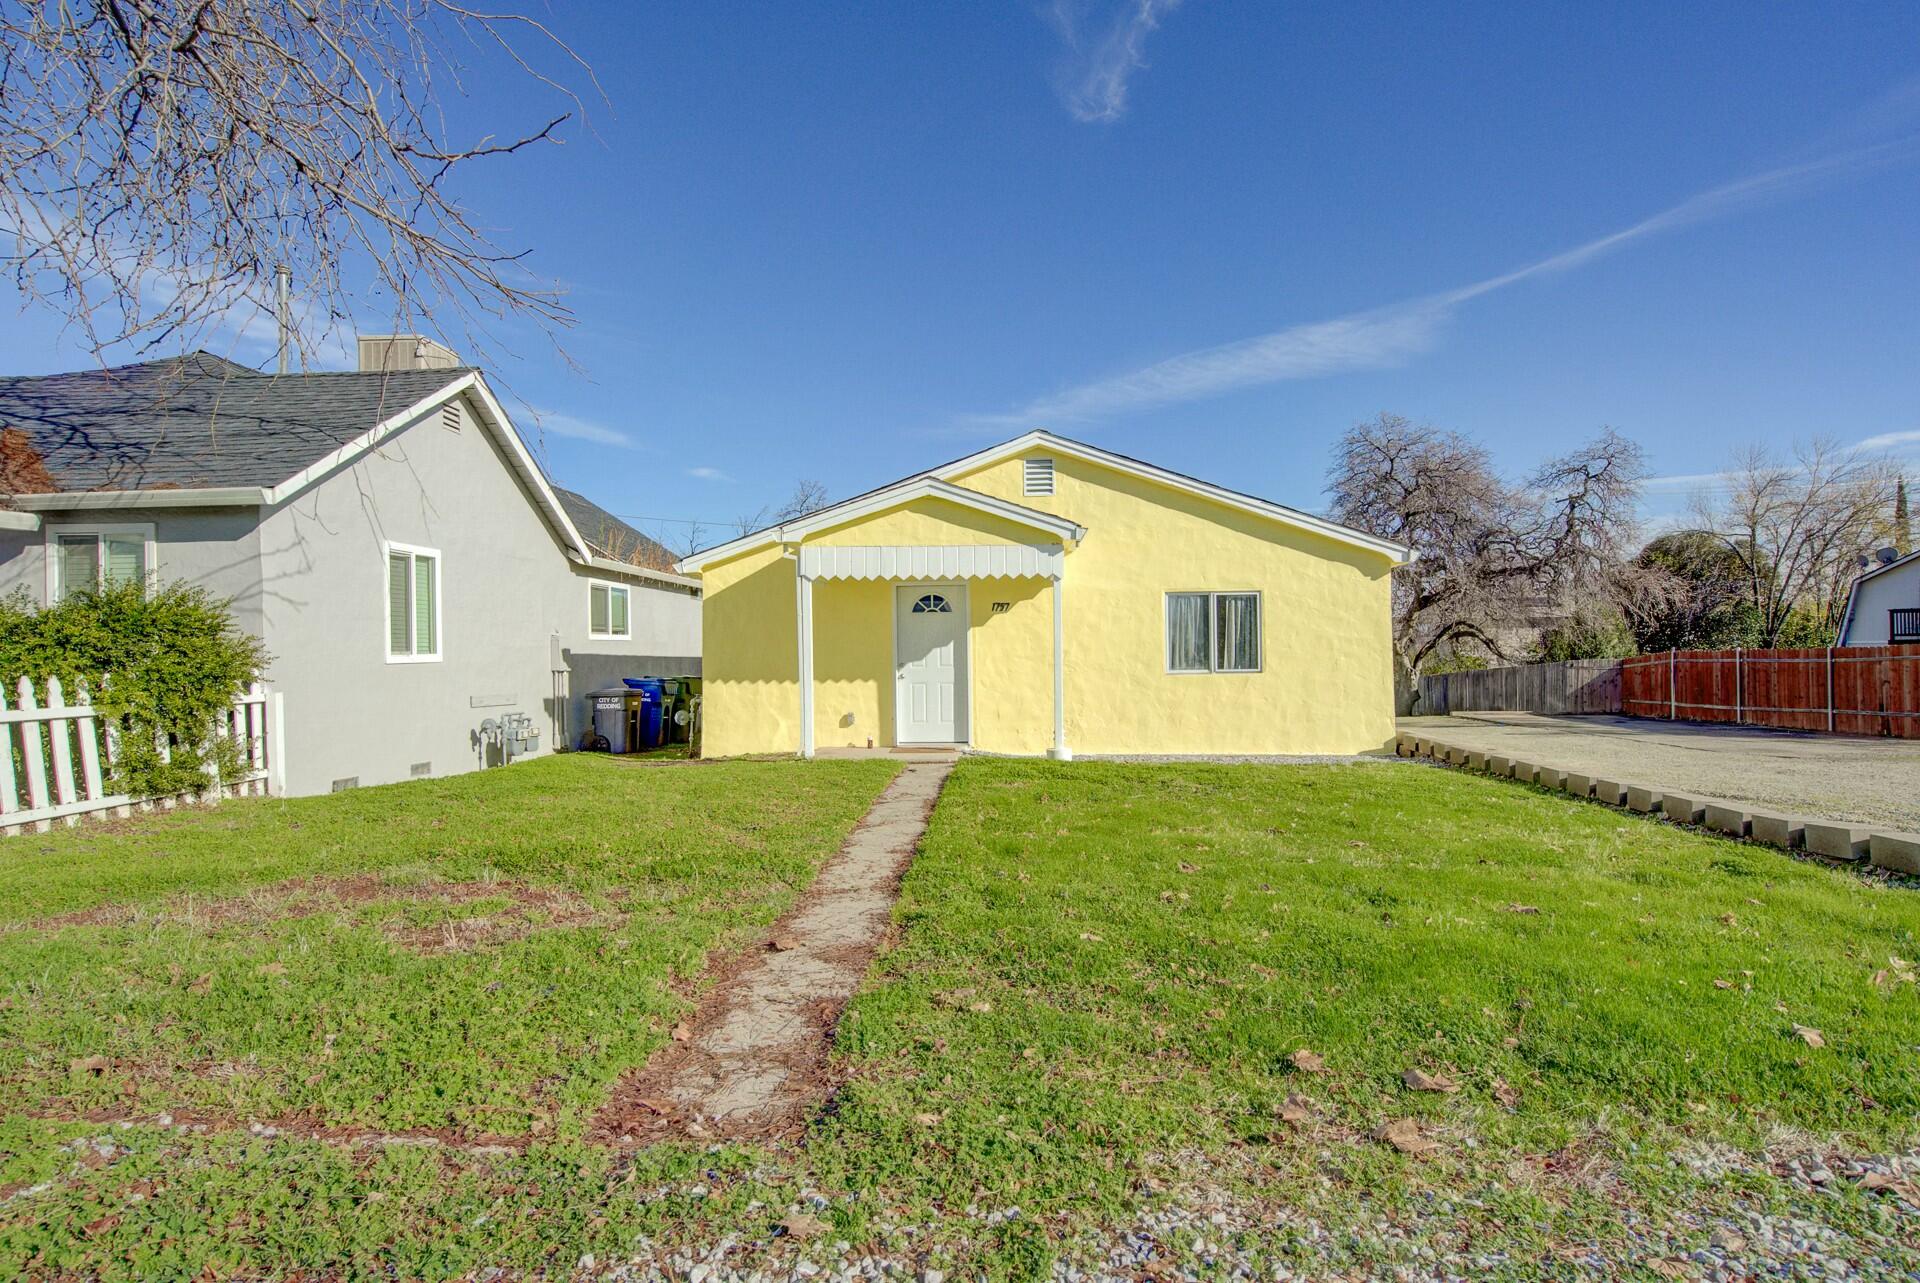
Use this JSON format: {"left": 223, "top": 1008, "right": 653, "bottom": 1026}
{"left": 257, "top": 393, "right": 700, "bottom": 794}
{"left": 698, "top": 447, "right": 1397, "bottom": 757}
{"left": 1842, "top": 563, "right": 1918, "bottom": 645}
{"left": 0, "top": 509, "right": 266, "bottom": 637}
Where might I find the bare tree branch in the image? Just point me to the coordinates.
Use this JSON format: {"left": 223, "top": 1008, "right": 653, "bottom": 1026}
{"left": 0, "top": 0, "right": 596, "bottom": 366}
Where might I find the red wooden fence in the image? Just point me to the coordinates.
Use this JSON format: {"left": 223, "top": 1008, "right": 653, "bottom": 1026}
{"left": 1620, "top": 645, "right": 1920, "bottom": 738}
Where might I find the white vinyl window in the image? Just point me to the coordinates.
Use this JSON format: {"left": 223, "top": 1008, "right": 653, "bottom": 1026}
{"left": 385, "top": 542, "right": 442, "bottom": 662}
{"left": 1166, "top": 591, "right": 1261, "bottom": 674}
{"left": 47, "top": 524, "right": 153, "bottom": 602}
{"left": 589, "top": 580, "right": 631, "bottom": 639}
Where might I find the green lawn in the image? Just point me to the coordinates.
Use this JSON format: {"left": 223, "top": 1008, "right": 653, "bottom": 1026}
{"left": 816, "top": 758, "right": 1920, "bottom": 1271}
{"left": 2, "top": 755, "right": 1916, "bottom": 1281}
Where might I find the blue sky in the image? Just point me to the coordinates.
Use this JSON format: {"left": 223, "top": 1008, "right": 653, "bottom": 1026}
{"left": 5, "top": 2, "right": 1919, "bottom": 549}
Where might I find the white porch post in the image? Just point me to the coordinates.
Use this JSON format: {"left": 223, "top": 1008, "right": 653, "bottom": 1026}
{"left": 1048, "top": 570, "right": 1071, "bottom": 760}
{"left": 795, "top": 561, "right": 816, "bottom": 758}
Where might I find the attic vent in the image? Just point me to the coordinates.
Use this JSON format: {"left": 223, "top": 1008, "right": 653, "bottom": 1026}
{"left": 1023, "top": 457, "right": 1055, "bottom": 496}
{"left": 440, "top": 400, "right": 464, "bottom": 432}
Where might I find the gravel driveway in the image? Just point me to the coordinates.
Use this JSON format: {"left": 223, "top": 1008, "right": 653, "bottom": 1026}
{"left": 1400, "top": 711, "right": 1920, "bottom": 832}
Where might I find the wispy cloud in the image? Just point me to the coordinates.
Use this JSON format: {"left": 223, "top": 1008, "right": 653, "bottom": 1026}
{"left": 523, "top": 407, "right": 636, "bottom": 449}
{"left": 1853, "top": 426, "right": 1920, "bottom": 454}
{"left": 1048, "top": 0, "right": 1182, "bottom": 124}
{"left": 970, "top": 135, "right": 1920, "bottom": 430}
{"left": 686, "top": 465, "right": 733, "bottom": 482}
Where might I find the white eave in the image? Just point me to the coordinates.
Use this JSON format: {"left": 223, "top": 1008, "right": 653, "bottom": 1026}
{"left": 12, "top": 486, "right": 269, "bottom": 511}
{"left": 934, "top": 430, "right": 1416, "bottom": 565}
{"left": 574, "top": 552, "right": 701, "bottom": 591}
{"left": 675, "top": 476, "right": 1086, "bottom": 574}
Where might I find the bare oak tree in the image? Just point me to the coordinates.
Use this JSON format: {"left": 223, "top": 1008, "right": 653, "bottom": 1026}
{"left": 1327, "top": 413, "right": 1655, "bottom": 704}
{"left": 1686, "top": 440, "right": 1897, "bottom": 646}
{"left": 0, "top": 0, "right": 592, "bottom": 363}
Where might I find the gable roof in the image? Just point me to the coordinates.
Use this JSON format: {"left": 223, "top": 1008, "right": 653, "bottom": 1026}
{"left": 936, "top": 430, "right": 1414, "bottom": 563}
{"left": 1837, "top": 546, "right": 1919, "bottom": 641}
{"left": 553, "top": 486, "right": 676, "bottom": 569}
{"left": 0, "top": 352, "right": 470, "bottom": 491}
{"left": 0, "top": 355, "right": 617, "bottom": 572}
{"left": 675, "top": 475, "right": 1087, "bottom": 573}
{"left": 674, "top": 429, "right": 1413, "bottom": 573}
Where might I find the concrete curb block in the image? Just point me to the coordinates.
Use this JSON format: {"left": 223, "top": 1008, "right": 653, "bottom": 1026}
{"left": 1412, "top": 731, "right": 1913, "bottom": 882}
{"left": 1869, "top": 832, "right": 1920, "bottom": 875}
{"left": 1750, "top": 812, "right": 1807, "bottom": 850}
{"left": 1661, "top": 794, "right": 1706, "bottom": 826}
{"left": 1802, "top": 822, "right": 1869, "bottom": 863}
{"left": 1704, "top": 803, "right": 1750, "bottom": 839}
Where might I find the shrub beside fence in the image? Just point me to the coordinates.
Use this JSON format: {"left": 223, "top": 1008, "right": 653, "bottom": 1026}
{"left": 1620, "top": 645, "right": 1920, "bottom": 739}
{"left": 0, "top": 678, "right": 278, "bottom": 834}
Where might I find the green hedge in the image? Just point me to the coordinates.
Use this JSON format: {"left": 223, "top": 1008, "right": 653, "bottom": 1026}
{"left": 0, "top": 581, "right": 268, "bottom": 797}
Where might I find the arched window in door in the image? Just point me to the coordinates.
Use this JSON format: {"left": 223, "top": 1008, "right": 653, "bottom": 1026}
{"left": 911, "top": 593, "right": 952, "bottom": 614}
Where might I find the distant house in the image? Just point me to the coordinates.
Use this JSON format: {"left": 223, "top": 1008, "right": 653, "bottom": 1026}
{"left": 1837, "top": 547, "right": 1920, "bottom": 646}
{"left": 0, "top": 340, "right": 700, "bottom": 795}
{"left": 676, "top": 431, "right": 1412, "bottom": 758}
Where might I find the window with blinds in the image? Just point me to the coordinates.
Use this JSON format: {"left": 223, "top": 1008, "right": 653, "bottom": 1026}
{"left": 1023, "top": 457, "right": 1055, "bottom": 496}
{"left": 386, "top": 545, "right": 441, "bottom": 660}
{"left": 1166, "top": 591, "right": 1261, "bottom": 673}
{"left": 52, "top": 529, "right": 149, "bottom": 601}
{"left": 589, "top": 582, "right": 631, "bottom": 638}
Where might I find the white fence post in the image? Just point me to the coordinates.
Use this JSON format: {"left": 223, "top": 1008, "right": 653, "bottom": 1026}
{"left": 17, "top": 677, "right": 51, "bottom": 832}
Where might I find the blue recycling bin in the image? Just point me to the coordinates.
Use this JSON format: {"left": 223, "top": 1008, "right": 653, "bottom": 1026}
{"left": 631, "top": 677, "right": 667, "bottom": 748}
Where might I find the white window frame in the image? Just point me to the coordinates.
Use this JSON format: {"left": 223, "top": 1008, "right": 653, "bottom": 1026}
{"left": 1165, "top": 590, "right": 1263, "bottom": 675}
{"left": 587, "top": 578, "right": 632, "bottom": 640}
{"left": 383, "top": 540, "right": 444, "bottom": 664}
{"left": 44, "top": 522, "right": 156, "bottom": 603}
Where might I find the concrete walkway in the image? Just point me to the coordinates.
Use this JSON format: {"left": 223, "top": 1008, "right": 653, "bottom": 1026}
{"left": 1400, "top": 711, "right": 1920, "bottom": 832}
{"left": 595, "top": 759, "right": 953, "bottom": 1143}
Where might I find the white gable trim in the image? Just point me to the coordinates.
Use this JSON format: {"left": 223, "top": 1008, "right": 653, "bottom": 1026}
{"left": 13, "top": 487, "right": 268, "bottom": 511}
{"left": 675, "top": 476, "right": 1085, "bottom": 573}
{"left": 260, "top": 371, "right": 593, "bottom": 561}
{"left": 573, "top": 552, "right": 701, "bottom": 591}
{"left": 934, "top": 430, "right": 1415, "bottom": 564}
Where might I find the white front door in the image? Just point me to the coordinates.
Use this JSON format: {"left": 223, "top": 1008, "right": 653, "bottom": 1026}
{"left": 895, "top": 585, "right": 967, "bottom": 744}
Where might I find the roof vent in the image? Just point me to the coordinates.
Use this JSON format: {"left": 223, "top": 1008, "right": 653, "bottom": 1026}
{"left": 1023, "top": 457, "right": 1055, "bottom": 497}
{"left": 357, "top": 334, "right": 461, "bottom": 372}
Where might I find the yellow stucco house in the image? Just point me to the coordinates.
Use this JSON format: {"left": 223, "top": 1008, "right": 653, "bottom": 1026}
{"left": 675, "top": 431, "right": 1413, "bottom": 759}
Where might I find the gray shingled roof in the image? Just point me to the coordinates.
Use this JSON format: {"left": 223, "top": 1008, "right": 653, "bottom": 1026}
{"left": 553, "top": 485, "right": 674, "bottom": 566}
{"left": 0, "top": 352, "right": 469, "bottom": 491}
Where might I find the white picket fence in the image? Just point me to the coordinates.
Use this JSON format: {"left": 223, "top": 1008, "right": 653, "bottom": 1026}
{"left": 0, "top": 678, "right": 280, "bottom": 834}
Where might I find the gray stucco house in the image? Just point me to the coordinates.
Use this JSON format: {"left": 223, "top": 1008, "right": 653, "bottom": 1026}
{"left": 0, "top": 341, "right": 701, "bottom": 795}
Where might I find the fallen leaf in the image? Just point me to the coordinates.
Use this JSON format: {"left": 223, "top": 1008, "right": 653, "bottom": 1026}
{"left": 1021, "top": 1046, "right": 1039, "bottom": 1061}
{"left": 1791, "top": 1024, "right": 1825, "bottom": 1049}
{"left": 1402, "top": 1068, "right": 1459, "bottom": 1093}
{"left": 1372, "top": 1118, "right": 1437, "bottom": 1155}
{"left": 1276, "top": 1094, "right": 1314, "bottom": 1125}
{"left": 70, "top": 1054, "right": 109, "bottom": 1077}
{"left": 1857, "top": 1171, "right": 1897, "bottom": 1190}
{"left": 778, "top": 1212, "right": 828, "bottom": 1240}
{"left": 187, "top": 973, "right": 213, "bottom": 995}
{"left": 1505, "top": 904, "right": 1540, "bottom": 915}
{"left": 1288, "top": 1048, "right": 1326, "bottom": 1074}
{"left": 82, "top": 1213, "right": 120, "bottom": 1237}
{"left": 1348, "top": 840, "right": 1367, "bottom": 848}
{"left": 670, "top": 1023, "right": 692, "bottom": 1043}
{"left": 912, "top": 1112, "right": 943, "bottom": 1126}
{"left": 256, "top": 962, "right": 287, "bottom": 976}
{"left": 1078, "top": 931, "right": 1103, "bottom": 942}
{"left": 968, "top": 1000, "right": 993, "bottom": 1013}
{"left": 1492, "top": 1078, "right": 1520, "bottom": 1109}
{"left": 1501, "top": 1036, "right": 1520, "bottom": 1049}
{"left": 1646, "top": 1258, "right": 1691, "bottom": 1279}
{"left": 1712, "top": 979, "right": 1733, "bottom": 990}
{"left": 1719, "top": 913, "right": 1737, "bottom": 926}
{"left": 1178, "top": 862, "right": 1198, "bottom": 873}
{"left": 768, "top": 935, "right": 800, "bottom": 952}
{"left": 1870, "top": 969, "right": 1889, "bottom": 988}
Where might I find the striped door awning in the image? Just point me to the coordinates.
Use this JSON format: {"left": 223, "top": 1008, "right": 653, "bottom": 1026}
{"left": 797, "top": 543, "right": 1064, "bottom": 580}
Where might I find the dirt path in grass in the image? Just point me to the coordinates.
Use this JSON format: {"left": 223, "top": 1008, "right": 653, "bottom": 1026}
{"left": 594, "top": 759, "right": 953, "bottom": 1144}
